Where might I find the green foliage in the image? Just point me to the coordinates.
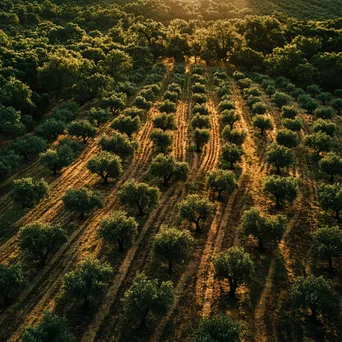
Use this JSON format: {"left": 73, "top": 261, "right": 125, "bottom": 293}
{"left": 318, "top": 183, "right": 342, "bottom": 219}
{"left": 63, "top": 258, "right": 113, "bottom": 308}
{"left": 242, "top": 208, "right": 286, "bottom": 249}
{"left": 252, "top": 102, "right": 268, "bottom": 115}
{"left": 119, "top": 180, "right": 160, "bottom": 216}
{"left": 219, "top": 100, "right": 235, "bottom": 112}
{"left": 159, "top": 100, "right": 176, "bottom": 114}
{"left": 19, "top": 223, "right": 67, "bottom": 263}
{"left": 312, "top": 119, "right": 337, "bottom": 137}
{"left": 153, "top": 113, "right": 176, "bottom": 131}
{"left": 213, "top": 247, "right": 254, "bottom": 297}
{"left": 178, "top": 194, "right": 215, "bottom": 232}
{"left": 88, "top": 107, "right": 110, "bottom": 128}
{"left": 317, "top": 92, "right": 332, "bottom": 105}
{"left": 150, "top": 128, "right": 173, "bottom": 153}
{"left": 266, "top": 143, "right": 294, "bottom": 173}
{"left": 112, "top": 114, "right": 140, "bottom": 137}
{"left": 271, "top": 92, "right": 291, "bottom": 109}
{"left": 263, "top": 176, "right": 299, "bottom": 208}
{"left": 101, "top": 93, "right": 126, "bottom": 114}
{"left": 122, "top": 272, "right": 174, "bottom": 328}
{"left": 195, "top": 315, "right": 240, "bottom": 342}
{"left": 207, "top": 169, "right": 237, "bottom": 199}
{"left": 314, "top": 226, "right": 342, "bottom": 271}
{"left": 153, "top": 227, "right": 194, "bottom": 273}
{"left": 276, "top": 129, "right": 298, "bottom": 148}
{"left": 39, "top": 145, "right": 74, "bottom": 176}
{"left": 290, "top": 276, "right": 338, "bottom": 321}
{"left": 99, "top": 132, "right": 136, "bottom": 161}
{"left": 331, "top": 98, "right": 342, "bottom": 115}
{"left": 0, "top": 264, "right": 25, "bottom": 306}
{"left": 0, "top": 105, "right": 25, "bottom": 137}
{"left": 304, "top": 132, "right": 333, "bottom": 156}
{"left": 62, "top": 187, "right": 102, "bottom": 219}
{"left": 282, "top": 106, "right": 298, "bottom": 119}
{"left": 99, "top": 211, "right": 138, "bottom": 252}
{"left": 314, "top": 107, "right": 334, "bottom": 120}
{"left": 68, "top": 120, "right": 96, "bottom": 143}
{"left": 11, "top": 136, "right": 46, "bottom": 160}
{"left": 220, "top": 110, "right": 240, "bottom": 129}
{"left": 222, "top": 127, "right": 246, "bottom": 146}
{"left": 12, "top": 178, "right": 48, "bottom": 208}
{"left": 253, "top": 115, "right": 273, "bottom": 135}
{"left": 306, "top": 84, "right": 321, "bottom": 98}
{"left": 21, "top": 311, "right": 73, "bottom": 342}
{"left": 87, "top": 151, "right": 122, "bottom": 184}
{"left": 36, "top": 119, "right": 66, "bottom": 140}
{"left": 220, "top": 143, "right": 243, "bottom": 169}
{"left": 149, "top": 154, "right": 189, "bottom": 186}
{"left": 319, "top": 153, "right": 342, "bottom": 182}
{"left": 282, "top": 118, "right": 302, "bottom": 132}
{"left": 191, "top": 114, "right": 210, "bottom": 129}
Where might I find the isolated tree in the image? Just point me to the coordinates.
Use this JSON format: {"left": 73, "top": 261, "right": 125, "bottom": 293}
{"left": 62, "top": 187, "right": 102, "bottom": 219}
{"left": 0, "top": 264, "right": 25, "bottom": 307}
{"left": 12, "top": 178, "right": 48, "bottom": 208}
{"left": 119, "top": 180, "right": 160, "bottom": 216}
{"left": 123, "top": 106, "right": 145, "bottom": 119}
{"left": 207, "top": 169, "right": 237, "bottom": 199}
{"left": 19, "top": 223, "right": 67, "bottom": 263}
{"left": 220, "top": 143, "right": 243, "bottom": 169}
{"left": 282, "top": 106, "right": 298, "bottom": 119}
{"left": 306, "top": 84, "right": 321, "bottom": 98}
{"left": 314, "top": 107, "right": 334, "bottom": 120}
{"left": 242, "top": 208, "right": 286, "bottom": 249}
{"left": 87, "top": 151, "right": 122, "bottom": 183}
{"left": 122, "top": 272, "right": 174, "bottom": 328}
{"left": 178, "top": 194, "right": 215, "bottom": 232}
{"left": 21, "top": 311, "right": 73, "bottom": 342}
{"left": 318, "top": 183, "right": 342, "bottom": 219}
{"left": 192, "top": 82, "right": 206, "bottom": 94}
{"left": 149, "top": 154, "right": 189, "bottom": 186}
{"left": 319, "top": 153, "right": 342, "bottom": 182}
{"left": 332, "top": 98, "right": 342, "bottom": 115}
{"left": 150, "top": 129, "right": 173, "bottom": 153}
{"left": 159, "top": 100, "right": 176, "bottom": 114}
{"left": 196, "top": 315, "right": 241, "bottom": 342}
{"left": 219, "top": 100, "right": 235, "bottom": 112}
{"left": 312, "top": 119, "right": 337, "bottom": 137}
{"left": 39, "top": 145, "right": 74, "bottom": 176}
{"left": 276, "top": 129, "right": 298, "bottom": 148}
{"left": 252, "top": 102, "right": 268, "bottom": 115}
{"left": 304, "top": 132, "right": 332, "bottom": 156}
{"left": 11, "top": 136, "right": 46, "bottom": 160}
{"left": 101, "top": 93, "right": 126, "bottom": 114}
{"left": 290, "top": 275, "right": 338, "bottom": 321}
{"left": 265, "top": 85, "right": 276, "bottom": 96}
{"left": 301, "top": 98, "right": 319, "bottom": 114}
{"left": 292, "top": 88, "right": 305, "bottom": 101}
{"left": 153, "top": 227, "right": 193, "bottom": 273}
{"left": 134, "top": 96, "right": 152, "bottom": 110}
{"left": 63, "top": 258, "right": 113, "bottom": 309}
{"left": 247, "top": 96, "right": 261, "bottom": 110}
{"left": 193, "top": 103, "right": 209, "bottom": 115}
{"left": 99, "top": 132, "right": 136, "bottom": 161}
{"left": 220, "top": 110, "right": 240, "bottom": 129}
{"left": 213, "top": 247, "right": 254, "bottom": 298}
{"left": 153, "top": 113, "right": 176, "bottom": 131}
{"left": 99, "top": 211, "right": 138, "bottom": 252}
{"left": 194, "top": 128, "right": 210, "bottom": 152}
{"left": 68, "top": 120, "right": 96, "bottom": 143}
{"left": 0, "top": 105, "right": 25, "bottom": 137}
{"left": 112, "top": 115, "right": 140, "bottom": 137}
{"left": 272, "top": 92, "right": 291, "bottom": 109}
{"left": 317, "top": 92, "right": 332, "bottom": 105}
{"left": 191, "top": 114, "right": 210, "bottom": 129}
{"left": 263, "top": 176, "right": 299, "bottom": 208}
{"left": 253, "top": 115, "right": 272, "bottom": 135}
{"left": 314, "top": 226, "right": 342, "bottom": 271}
{"left": 266, "top": 143, "right": 294, "bottom": 174}
{"left": 88, "top": 107, "right": 110, "bottom": 127}
{"left": 36, "top": 119, "right": 66, "bottom": 140}
{"left": 222, "top": 127, "right": 246, "bottom": 146}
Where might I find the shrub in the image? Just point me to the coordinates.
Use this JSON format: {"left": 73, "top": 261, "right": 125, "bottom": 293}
{"left": 220, "top": 143, "right": 243, "bottom": 169}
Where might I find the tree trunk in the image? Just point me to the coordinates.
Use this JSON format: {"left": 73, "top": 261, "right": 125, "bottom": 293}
{"left": 80, "top": 211, "right": 85, "bottom": 220}
{"left": 217, "top": 189, "right": 223, "bottom": 201}
{"left": 83, "top": 136, "right": 87, "bottom": 143}
{"left": 276, "top": 164, "right": 281, "bottom": 174}
{"left": 328, "top": 256, "right": 333, "bottom": 272}
{"left": 84, "top": 293, "right": 89, "bottom": 309}
{"left": 137, "top": 202, "right": 144, "bottom": 216}
{"left": 228, "top": 277, "right": 236, "bottom": 297}
{"left": 53, "top": 167, "right": 57, "bottom": 176}
{"left": 139, "top": 309, "right": 150, "bottom": 329}
{"left": 117, "top": 238, "right": 124, "bottom": 252}
{"left": 258, "top": 238, "right": 264, "bottom": 251}
{"left": 230, "top": 161, "right": 235, "bottom": 169}
{"left": 103, "top": 173, "right": 109, "bottom": 184}
{"left": 311, "top": 302, "right": 317, "bottom": 321}
{"left": 168, "top": 259, "right": 173, "bottom": 274}
{"left": 275, "top": 196, "right": 281, "bottom": 209}
{"left": 194, "top": 218, "right": 201, "bottom": 233}
{"left": 336, "top": 209, "right": 340, "bottom": 220}
{"left": 330, "top": 173, "right": 334, "bottom": 183}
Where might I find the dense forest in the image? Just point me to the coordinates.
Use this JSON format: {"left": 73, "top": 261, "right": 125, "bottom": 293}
{"left": 0, "top": 0, "right": 342, "bottom": 341}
